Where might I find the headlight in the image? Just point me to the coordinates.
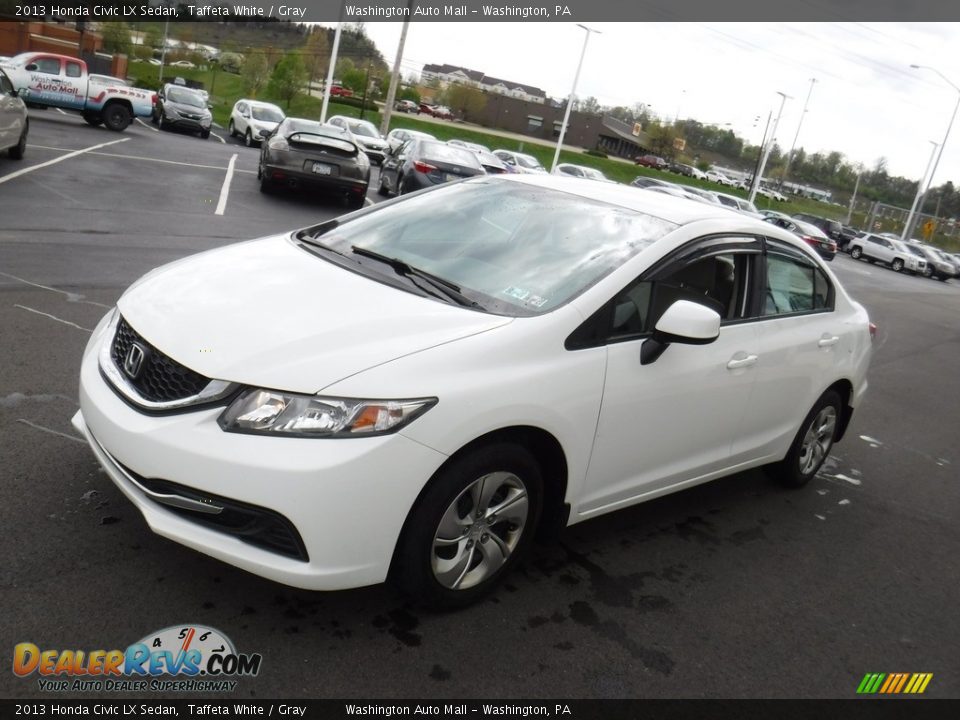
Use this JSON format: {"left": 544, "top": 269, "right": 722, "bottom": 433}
{"left": 218, "top": 389, "right": 436, "bottom": 438}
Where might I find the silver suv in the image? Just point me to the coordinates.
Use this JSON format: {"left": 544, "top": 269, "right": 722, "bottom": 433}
{"left": 849, "top": 233, "right": 925, "bottom": 274}
{"left": 0, "top": 66, "right": 27, "bottom": 160}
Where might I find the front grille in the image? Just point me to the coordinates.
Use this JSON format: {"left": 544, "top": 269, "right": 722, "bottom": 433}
{"left": 111, "top": 316, "right": 210, "bottom": 403}
{"left": 128, "top": 472, "right": 309, "bottom": 562}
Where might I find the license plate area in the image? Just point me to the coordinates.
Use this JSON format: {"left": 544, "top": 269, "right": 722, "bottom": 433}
{"left": 308, "top": 161, "right": 337, "bottom": 176}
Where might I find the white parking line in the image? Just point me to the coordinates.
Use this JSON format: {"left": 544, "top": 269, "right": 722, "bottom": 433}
{"left": 14, "top": 304, "right": 93, "bottom": 332}
{"left": 0, "top": 138, "right": 129, "bottom": 186}
{"left": 210, "top": 132, "right": 226, "bottom": 144}
{"left": 17, "top": 419, "right": 85, "bottom": 444}
{"left": 55, "top": 108, "right": 67, "bottom": 115}
{"left": 27, "top": 145, "right": 256, "bottom": 174}
{"left": 0, "top": 270, "right": 111, "bottom": 308}
{"left": 215, "top": 153, "right": 238, "bottom": 216}
{"left": 136, "top": 118, "right": 159, "bottom": 133}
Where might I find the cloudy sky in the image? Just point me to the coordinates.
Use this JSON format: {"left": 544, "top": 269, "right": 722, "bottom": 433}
{"left": 338, "top": 21, "right": 960, "bottom": 185}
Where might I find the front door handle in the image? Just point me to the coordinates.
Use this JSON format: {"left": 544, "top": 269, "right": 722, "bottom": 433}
{"left": 818, "top": 335, "right": 840, "bottom": 348}
{"left": 726, "top": 353, "right": 758, "bottom": 370}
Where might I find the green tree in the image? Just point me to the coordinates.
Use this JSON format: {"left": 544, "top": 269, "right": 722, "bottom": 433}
{"left": 101, "top": 22, "right": 132, "bottom": 56}
{"left": 143, "top": 26, "right": 163, "bottom": 52}
{"left": 241, "top": 50, "right": 270, "bottom": 97}
{"left": 577, "top": 96, "right": 601, "bottom": 114}
{"left": 302, "top": 29, "right": 330, "bottom": 85}
{"left": 341, "top": 67, "right": 367, "bottom": 93}
{"left": 647, "top": 123, "right": 680, "bottom": 159}
{"left": 444, "top": 84, "right": 487, "bottom": 121}
{"left": 267, "top": 54, "right": 307, "bottom": 109}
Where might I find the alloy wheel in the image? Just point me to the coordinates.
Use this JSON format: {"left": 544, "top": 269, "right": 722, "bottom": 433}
{"left": 798, "top": 406, "right": 836, "bottom": 476}
{"left": 431, "top": 472, "right": 529, "bottom": 591}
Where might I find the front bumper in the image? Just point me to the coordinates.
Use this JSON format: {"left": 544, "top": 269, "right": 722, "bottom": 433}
{"left": 164, "top": 115, "right": 211, "bottom": 132}
{"left": 74, "top": 329, "right": 448, "bottom": 591}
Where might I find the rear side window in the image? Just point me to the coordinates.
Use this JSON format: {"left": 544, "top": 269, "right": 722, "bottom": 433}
{"left": 764, "top": 248, "right": 833, "bottom": 316}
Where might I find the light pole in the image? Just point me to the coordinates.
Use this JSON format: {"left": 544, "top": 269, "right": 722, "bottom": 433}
{"left": 900, "top": 140, "right": 939, "bottom": 241}
{"left": 845, "top": 164, "right": 864, "bottom": 226}
{"left": 749, "top": 91, "right": 790, "bottom": 205}
{"left": 551, "top": 24, "right": 601, "bottom": 174}
{"left": 674, "top": 89, "right": 686, "bottom": 125}
{"left": 780, "top": 77, "right": 816, "bottom": 191}
{"left": 905, "top": 64, "right": 960, "bottom": 239}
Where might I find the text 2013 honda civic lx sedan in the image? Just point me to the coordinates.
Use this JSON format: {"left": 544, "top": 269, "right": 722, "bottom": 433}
{"left": 73, "top": 176, "right": 873, "bottom": 607}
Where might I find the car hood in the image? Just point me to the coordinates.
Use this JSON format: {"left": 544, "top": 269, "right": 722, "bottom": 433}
{"left": 117, "top": 236, "right": 513, "bottom": 393}
{"left": 167, "top": 100, "right": 209, "bottom": 116}
{"left": 355, "top": 136, "right": 388, "bottom": 149}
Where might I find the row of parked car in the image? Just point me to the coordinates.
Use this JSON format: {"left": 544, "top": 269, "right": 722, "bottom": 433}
{"left": 635, "top": 154, "right": 789, "bottom": 201}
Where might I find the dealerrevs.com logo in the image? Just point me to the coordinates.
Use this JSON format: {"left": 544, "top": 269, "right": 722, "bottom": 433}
{"left": 13, "top": 625, "right": 262, "bottom": 693}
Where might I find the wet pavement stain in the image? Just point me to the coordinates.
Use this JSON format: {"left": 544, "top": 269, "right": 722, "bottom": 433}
{"left": 568, "top": 600, "right": 674, "bottom": 675}
{"left": 727, "top": 526, "right": 767, "bottom": 546}
{"left": 429, "top": 664, "right": 451, "bottom": 681}
{"left": 99, "top": 516, "right": 120, "bottom": 525}
{"left": 387, "top": 608, "right": 422, "bottom": 647}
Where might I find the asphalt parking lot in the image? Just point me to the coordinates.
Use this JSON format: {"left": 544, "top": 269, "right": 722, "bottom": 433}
{"left": 2, "top": 111, "right": 959, "bottom": 700}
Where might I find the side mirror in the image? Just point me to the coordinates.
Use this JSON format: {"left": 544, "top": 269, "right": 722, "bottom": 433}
{"left": 25, "top": 63, "right": 37, "bottom": 72}
{"left": 640, "top": 300, "right": 721, "bottom": 365}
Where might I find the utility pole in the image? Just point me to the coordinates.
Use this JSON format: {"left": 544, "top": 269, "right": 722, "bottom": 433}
{"left": 780, "top": 77, "right": 816, "bottom": 190}
{"left": 380, "top": 1, "right": 413, "bottom": 137}
{"left": 320, "top": 11, "right": 345, "bottom": 124}
{"left": 845, "top": 165, "right": 863, "bottom": 225}
{"left": 749, "top": 91, "right": 790, "bottom": 205}
{"left": 900, "top": 140, "right": 938, "bottom": 242}
{"left": 551, "top": 24, "right": 601, "bottom": 173}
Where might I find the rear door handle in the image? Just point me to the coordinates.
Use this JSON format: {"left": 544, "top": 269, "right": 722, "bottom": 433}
{"left": 818, "top": 335, "right": 840, "bottom": 348}
{"left": 726, "top": 353, "right": 758, "bottom": 370}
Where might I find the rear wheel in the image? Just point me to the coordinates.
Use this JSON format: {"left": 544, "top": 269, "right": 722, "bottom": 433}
{"left": 102, "top": 102, "right": 131, "bottom": 132}
{"left": 850, "top": 246, "right": 862, "bottom": 260}
{"left": 258, "top": 166, "right": 273, "bottom": 194}
{"left": 9, "top": 122, "right": 27, "bottom": 159}
{"left": 892, "top": 258, "right": 904, "bottom": 272}
{"left": 767, "top": 390, "right": 841, "bottom": 488}
{"left": 82, "top": 112, "right": 102, "bottom": 127}
{"left": 377, "top": 172, "right": 390, "bottom": 196}
{"left": 391, "top": 443, "right": 543, "bottom": 608}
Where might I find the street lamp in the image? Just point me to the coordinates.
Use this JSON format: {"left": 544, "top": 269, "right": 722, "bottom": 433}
{"left": 748, "top": 91, "right": 791, "bottom": 205}
{"left": 900, "top": 140, "right": 939, "bottom": 241}
{"left": 550, "top": 24, "right": 601, "bottom": 174}
{"left": 904, "top": 64, "right": 960, "bottom": 239}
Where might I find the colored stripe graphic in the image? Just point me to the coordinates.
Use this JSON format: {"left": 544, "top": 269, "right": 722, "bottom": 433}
{"left": 857, "top": 672, "right": 932, "bottom": 694}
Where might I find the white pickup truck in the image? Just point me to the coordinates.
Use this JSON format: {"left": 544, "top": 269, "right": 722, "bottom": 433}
{"left": 0, "top": 52, "right": 154, "bottom": 131}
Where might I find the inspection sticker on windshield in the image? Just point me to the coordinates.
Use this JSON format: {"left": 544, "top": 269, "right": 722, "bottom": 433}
{"left": 503, "top": 286, "right": 530, "bottom": 301}
{"left": 526, "top": 295, "right": 548, "bottom": 308}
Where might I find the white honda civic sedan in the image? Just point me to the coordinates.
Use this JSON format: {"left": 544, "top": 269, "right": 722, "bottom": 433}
{"left": 73, "top": 176, "right": 873, "bottom": 607}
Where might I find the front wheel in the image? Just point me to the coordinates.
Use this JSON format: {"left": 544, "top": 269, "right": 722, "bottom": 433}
{"left": 922, "top": 265, "right": 933, "bottom": 278}
{"left": 228, "top": 120, "right": 236, "bottom": 137}
{"left": 391, "top": 443, "right": 543, "bottom": 608}
{"left": 200, "top": 129, "right": 210, "bottom": 139}
{"left": 892, "top": 258, "right": 904, "bottom": 272}
{"left": 850, "top": 247, "right": 862, "bottom": 260}
{"left": 767, "top": 390, "right": 842, "bottom": 488}
{"left": 102, "top": 103, "right": 131, "bottom": 132}
{"left": 245, "top": 129, "right": 253, "bottom": 147}
{"left": 82, "top": 112, "right": 102, "bottom": 127}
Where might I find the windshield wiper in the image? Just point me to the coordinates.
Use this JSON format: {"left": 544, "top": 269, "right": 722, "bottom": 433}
{"left": 350, "top": 246, "right": 482, "bottom": 309}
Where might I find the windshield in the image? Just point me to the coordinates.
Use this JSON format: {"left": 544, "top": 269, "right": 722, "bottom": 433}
{"left": 252, "top": 106, "right": 284, "bottom": 123}
{"left": 516, "top": 154, "right": 544, "bottom": 170}
{"left": 167, "top": 88, "right": 206, "bottom": 108}
{"left": 583, "top": 168, "right": 606, "bottom": 180}
{"left": 303, "top": 180, "right": 677, "bottom": 316}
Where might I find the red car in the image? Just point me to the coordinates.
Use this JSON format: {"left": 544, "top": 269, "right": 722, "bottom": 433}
{"left": 418, "top": 103, "right": 453, "bottom": 120}
{"left": 329, "top": 85, "right": 353, "bottom": 98}
{"left": 635, "top": 154, "right": 668, "bottom": 169}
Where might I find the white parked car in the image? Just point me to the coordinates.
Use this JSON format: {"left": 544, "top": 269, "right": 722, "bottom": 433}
{"left": 492, "top": 149, "right": 547, "bottom": 174}
{"left": 704, "top": 170, "right": 735, "bottom": 186}
{"left": 171, "top": 60, "right": 196, "bottom": 69}
{"left": 849, "top": 233, "right": 926, "bottom": 274}
{"left": 73, "top": 176, "right": 873, "bottom": 607}
{"left": 0, "top": 66, "right": 28, "bottom": 160}
{"left": 228, "top": 99, "right": 285, "bottom": 147}
{"left": 552, "top": 163, "right": 612, "bottom": 182}
{"left": 326, "top": 115, "right": 390, "bottom": 165}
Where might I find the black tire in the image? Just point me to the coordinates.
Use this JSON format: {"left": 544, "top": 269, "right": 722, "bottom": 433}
{"left": 200, "top": 129, "right": 210, "bottom": 139}
{"left": 82, "top": 112, "right": 102, "bottom": 127}
{"left": 377, "top": 173, "right": 390, "bottom": 196}
{"left": 228, "top": 120, "right": 236, "bottom": 137}
{"left": 259, "top": 170, "right": 273, "bottom": 194}
{"left": 245, "top": 129, "right": 253, "bottom": 147}
{"left": 892, "top": 258, "right": 904, "bottom": 272}
{"left": 151, "top": 111, "right": 159, "bottom": 126}
{"left": 922, "top": 265, "right": 933, "bottom": 278}
{"left": 850, "top": 246, "right": 862, "bottom": 260}
{"left": 9, "top": 123, "right": 27, "bottom": 159}
{"left": 102, "top": 102, "right": 131, "bottom": 132}
{"left": 391, "top": 443, "right": 543, "bottom": 609}
{"left": 767, "top": 390, "right": 842, "bottom": 488}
